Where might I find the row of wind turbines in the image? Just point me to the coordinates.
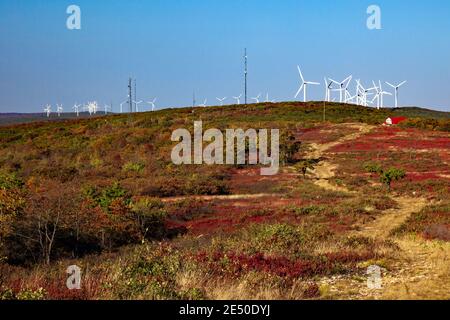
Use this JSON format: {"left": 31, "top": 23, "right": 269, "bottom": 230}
{"left": 43, "top": 98, "right": 158, "bottom": 118}
{"left": 294, "top": 66, "right": 407, "bottom": 109}
{"left": 199, "top": 92, "right": 275, "bottom": 108}
{"left": 42, "top": 65, "right": 407, "bottom": 117}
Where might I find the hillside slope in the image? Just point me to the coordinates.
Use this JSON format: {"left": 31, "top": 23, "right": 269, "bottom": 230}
{"left": 0, "top": 102, "right": 449, "bottom": 300}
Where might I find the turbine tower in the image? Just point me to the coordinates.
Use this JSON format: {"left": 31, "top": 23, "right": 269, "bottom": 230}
{"left": 251, "top": 93, "right": 261, "bottom": 103}
{"left": 386, "top": 81, "right": 407, "bottom": 108}
{"left": 324, "top": 77, "right": 333, "bottom": 102}
{"left": 377, "top": 81, "right": 392, "bottom": 109}
{"left": 294, "top": 66, "right": 320, "bottom": 102}
{"left": 265, "top": 93, "right": 275, "bottom": 103}
{"left": 104, "top": 104, "right": 111, "bottom": 114}
{"left": 233, "top": 94, "right": 242, "bottom": 105}
{"left": 133, "top": 100, "right": 143, "bottom": 112}
{"left": 147, "top": 98, "right": 157, "bottom": 111}
{"left": 120, "top": 100, "right": 127, "bottom": 113}
{"left": 44, "top": 104, "right": 51, "bottom": 118}
{"left": 72, "top": 103, "right": 81, "bottom": 117}
{"left": 56, "top": 104, "right": 63, "bottom": 117}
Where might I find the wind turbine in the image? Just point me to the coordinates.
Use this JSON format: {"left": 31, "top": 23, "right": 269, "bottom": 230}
{"left": 216, "top": 97, "right": 227, "bottom": 106}
{"left": 44, "top": 104, "right": 51, "bottom": 118}
{"left": 265, "top": 93, "right": 275, "bottom": 103}
{"left": 120, "top": 100, "right": 127, "bottom": 113}
{"left": 232, "top": 94, "right": 242, "bottom": 105}
{"left": 386, "top": 81, "right": 407, "bottom": 108}
{"left": 84, "top": 101, "right": 97, "bottom": 115}
{"left": 294, "top": 66, "right": 320, "bottom": 102}
{"left": 147, "top": 98, "right": 157, "bottom": 111}
{"left": 324, "top": 77, "right": 333, "bottom": 102}
{"left": 56, "top": 104, "right": 63, "bottom": 117}
{"left": 104, "top": 104, "right": 111, "bottom": 114}
{"left": 251, "top": 93, "right": 261, "bottom": 103}
{"left": 133, "top": 100, "right": 143, "bottom": 112}
{"left": 199, "top": 99, "right": 207, "bottom": 107}
{"left": 329, "top": 75, "right": 352, "bottom": 103}
{"left": 356, "top": 80, "right": 377, "bottom": 107}
{"left": 72, "top": 103, "right": 81, "bottom": 117}
{"left": 377, "top": 81, "right": 392, "bottom": 109}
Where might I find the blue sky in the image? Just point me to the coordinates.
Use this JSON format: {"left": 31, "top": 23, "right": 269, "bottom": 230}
{"left": 0, "top": 0, "right": 449, "bottom": 112}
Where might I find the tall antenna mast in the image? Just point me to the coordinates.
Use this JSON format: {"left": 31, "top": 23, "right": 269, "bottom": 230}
{"left": 193, "top": 90, "right": 196, "bottom": 108}
{"left": 244, "top": 48, "right": 248, "bottom": 105}
{"left": 128, "top": 78, "right": 133, "bottom": 113}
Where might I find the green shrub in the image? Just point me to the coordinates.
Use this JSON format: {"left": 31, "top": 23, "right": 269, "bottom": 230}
{"left": 0, "top": 171, "right": 24, "bottom": 190}
{"left": 123, "top": 161, "right": 145, "bottom": 173}
{"left": 364, "top": 163, "right": 406, "bottom": 191}
{"left": 84, "top": 182, "right": 130, "bottom": 212}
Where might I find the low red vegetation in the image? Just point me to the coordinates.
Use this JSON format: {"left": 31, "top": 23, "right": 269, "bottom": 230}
{"left": 330, "top": 127, "right": 450, "bottom": 153}
{"left": 3, "top": 275, "right": 102, "bottom": 300}
{"left": 194, "top": 250, "right": 375, "bottom": 280}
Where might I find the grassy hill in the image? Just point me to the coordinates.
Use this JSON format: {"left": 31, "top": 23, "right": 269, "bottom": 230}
{"left": 0, "top": 102, "right": 449, "bottom": 300}
{"left": 0, "top": 102, "right": 448, "bottom": 127}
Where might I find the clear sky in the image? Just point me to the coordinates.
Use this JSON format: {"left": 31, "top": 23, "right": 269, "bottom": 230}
{"left": 0, "top": 0, "right": 449, "bottom": 113}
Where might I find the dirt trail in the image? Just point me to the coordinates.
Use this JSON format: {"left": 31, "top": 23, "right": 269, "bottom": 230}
{"left": 306, "top": 124, "right": 374, "bottom": 193}
{"left": 305, "top": 123, "right": 450, "bottom": 299}
{"left": 352, "top": 197, "right": 428, "bottom": 238}
{"left": 161, "top": 193, "right": 280, "bottom": 203}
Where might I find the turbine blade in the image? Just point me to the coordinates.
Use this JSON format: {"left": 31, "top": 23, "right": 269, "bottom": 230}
{"left": 295, "top": 84, "right": 304, "bottom": 98}
{"left": 386, "top": 82, "right": 395, "bottom": 88}
{"left": 297, "top": 66, "right": 305, "bottom": 82}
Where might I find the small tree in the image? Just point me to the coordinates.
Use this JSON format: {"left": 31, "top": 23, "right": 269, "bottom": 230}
{"left": 281, "top": 133, "right": 302, "bottom": 165}
{"left": 131, "top": 197, "right": 167, "bottom": 242}
{"left": 295, "top": 159, "right": 318, "bottom": 179}
{"left": 365, "top": 163, "right": 406, "bottom": 192}
{"left": 380, "top": 168, "right": 406, "bottom": 192}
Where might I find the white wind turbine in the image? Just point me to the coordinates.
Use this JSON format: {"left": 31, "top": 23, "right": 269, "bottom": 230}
{"left": 329, "top": 75, "right": 352, "bottom": 103}
{"left": 371, "top": 81, "right": 392, "bottom": 110}
{"left": 84, "top": 101, "right": 98, "bottom": 115}
{"left": 265, "top": 93, "right": 275, "bottom": 103}
{"left": 294, "top": 66, "right": 320, "bottom": 102}
{"left": 104, "top": 104, "right": 111, "bottom": 114}
{"left": 44, "top": 104, "right": 51, "bottom": 118}
{"left": 133, "top": 100, "right": 143, "bottom": 112}
{"left": 120, "top": 100, "right": 127, "bottom": 114}
{"left": 199, "top": 99, "right": 207, "bottom": 107}
{"left": 92, "top": 101, "right": 98, "bottom": 114}
{"left": 147, "top": 98, "right": 157, "bottom": 111}
{"left": 232, "top": 94, "right": 242, "bottom": 105}
{"left": 324, "top": 77, "right": 333, "bottom": 102}
{"left": 216, "top": 97, "right": 227, "bottom": 106}
{"left": 251, "top": 93, "right": 261, "bottom": 103}
{"left": 377, "top": 81, "right": 392, "bottom": 109}
{"left": 386, "top": 81, "right": 407, "bottom": 108}
{"left": 356, "top": 80, "right": 377, "bottom": 107}
{"left": 72, "top": 103, "right": 81, "bottom": 117}
{"left": 56, "top": 104, "right": 63, "bottom": 117}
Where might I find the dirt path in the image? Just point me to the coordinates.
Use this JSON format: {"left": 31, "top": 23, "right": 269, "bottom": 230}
{"left": 306, "top": 123, "right": 374, "bottom": 193}
{"left": 352, "top": 197, "right": 428, "bottom": 238}
{"left": 161, "top": 193, "right": 281, "bottom": 203}
{"left": 304, "top": 124, "right": 450, "bottom": 299}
